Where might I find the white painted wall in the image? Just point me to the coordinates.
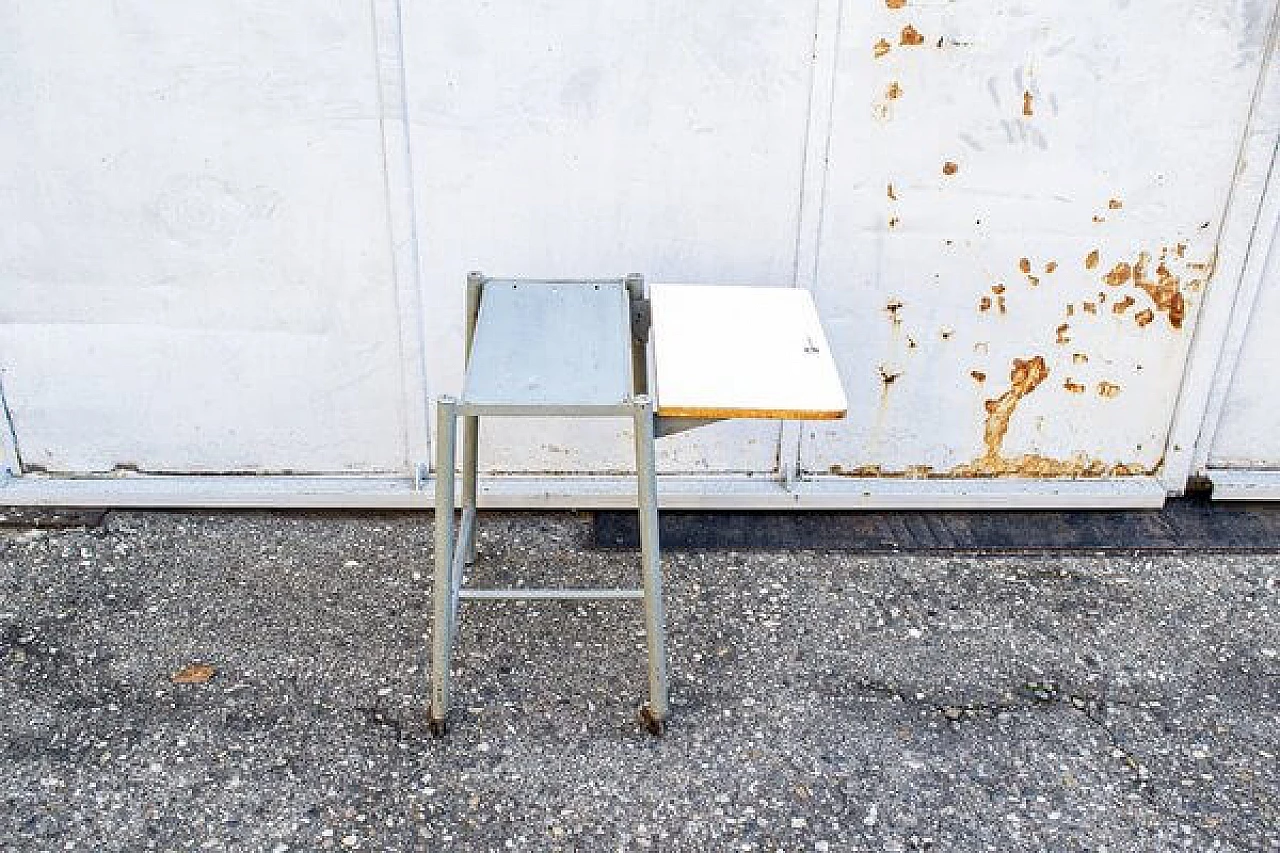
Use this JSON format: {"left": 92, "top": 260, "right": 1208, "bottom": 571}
{"left": 1, "top": 2, "right": 1278, "bottom": 503}
{"left": 1209, "top": 221, "right": 1280, "bottom": 468}
{"left": 803, "top": 0, "right": 1273, "bottom": 479}
{"left": 0, "top": 2, "right": 413, "bottom": 474}
{"left": 402, "top": 0, "right": 820, "bottom": 474}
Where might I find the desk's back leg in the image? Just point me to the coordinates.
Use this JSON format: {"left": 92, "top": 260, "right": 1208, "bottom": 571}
{"left": 632, "top": 395, "right": 669, "bottom": 734}
{"left": 430, "top": 397, "right": 459, "bottom": 736}
{"left": 461, "top": 414, "right": 479, "bottom": 564}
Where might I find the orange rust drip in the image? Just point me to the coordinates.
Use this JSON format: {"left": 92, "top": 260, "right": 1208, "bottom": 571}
{"left": 874, "top": 38, "right": 892, "bottom": 57}
{"left": 900, "top": 24, "right": 924, "bottom": 45}
{"left": 977, "top": 356, "right": 1047, "bottom": 467}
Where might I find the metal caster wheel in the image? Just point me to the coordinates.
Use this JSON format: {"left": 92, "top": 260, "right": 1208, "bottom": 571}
{"left": 638, "top": 706, "right": 667, "bottom": 736}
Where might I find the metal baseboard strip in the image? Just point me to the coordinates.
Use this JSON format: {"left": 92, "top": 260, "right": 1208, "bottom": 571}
{"left": 1207, "top": 469, "right": 1280, "bottom": 501}
{"left": 0, "top": 473, "right": 1166, "bottom": 510}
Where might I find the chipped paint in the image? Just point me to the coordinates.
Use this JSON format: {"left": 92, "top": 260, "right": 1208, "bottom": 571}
{"left": 1098, "top": 381, "right": 1121, "bottom": 398}
{"left": 970, "top": 370, "right": 986, "bottom": 382}
{"left": 1045, "top": 261, "right": 1058, "bottom": 274}
{"left": 886, "top": 182, "right": 897, "bottom": 200}
{"left": 942, "top": 161, "right": 958, "bottom": 175}
{"left": 1055, "top": 323, "right": 1071, "bottom": 344}
{"left": 886, "top": 81, "right": 903, "bottom": 100}
{"left": 885, "top": 0, "right": 906, "bottom": 8}
{"left": 1082, "top": 301, "right": 1097, "bottom": 314}
{"left": 1108, "top": 198, "right": 1123, "bottom": 209}
{"left": 1018, "top": 258, "right": 1032, "bottom": 274}
{"left": 1112, "top": 295, "right": 1136, "bottom": 313}
{"left": 1134, "top": 307, "right": 1154, "bottom": 327}
{"left": 900, "top": 24, "right": 924, "bottom": 45}
{"left": 1022, "top": 91, "right": 1034, "bottom": 117}
{"left": 1064, "top": 380, "right": 1086, "bottom": 393}
{"left": 979, "top": 296, "right": 992, "bottom": 311}
{"left": 1085, "top": 249, "right": 1100, "bottom": 270}
{"left": 874, "top": 38, "right": 892, "bottom": 58}
{"left": 1072, "top": 353, "right": 1089, "bottom": 364}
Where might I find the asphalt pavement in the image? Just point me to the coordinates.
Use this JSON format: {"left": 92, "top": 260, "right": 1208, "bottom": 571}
{"left": 1, "top": 510, "right": 1276, "bottom": 851}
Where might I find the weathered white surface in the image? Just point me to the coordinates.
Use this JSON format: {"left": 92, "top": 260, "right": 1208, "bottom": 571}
{"left": 402, "top": 1, "right": 820, "bottom": 473}
{"left": 0, "top": 2, "right": 1277, "bottom": 503}
{"left": 802, "top": 0, "right": 1274, "bottom": 479}
{"left": 650, "top": 285, "right": 846, "bottom": 419}
{"left": 0, "top": 3, "right": 412, "bottom": 473}
{"left": 1208, "top": 220, "right": 1280, "bottom": 467}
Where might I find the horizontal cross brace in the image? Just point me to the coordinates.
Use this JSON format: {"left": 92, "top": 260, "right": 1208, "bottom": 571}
{"left": 457, "top": 588, "right": 643, "bottom": 601}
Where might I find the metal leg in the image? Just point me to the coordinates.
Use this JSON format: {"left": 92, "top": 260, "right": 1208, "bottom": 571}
{"left": 430, "top": 397, "right": 459, "bottom": 736}
{"left": 461, "top": 414, "right": 479, "bottom": 563}
{"left": 632, "top": 395, "right": 669, "bottom": 735}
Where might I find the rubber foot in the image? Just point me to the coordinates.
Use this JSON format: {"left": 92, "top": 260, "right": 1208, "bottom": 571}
{"left": 638, "top": 706, "right": 667, "bottom": 736}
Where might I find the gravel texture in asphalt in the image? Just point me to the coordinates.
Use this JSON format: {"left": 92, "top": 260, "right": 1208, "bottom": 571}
{"left": 0, "top": 510, "right": 1276, "bottom": 851}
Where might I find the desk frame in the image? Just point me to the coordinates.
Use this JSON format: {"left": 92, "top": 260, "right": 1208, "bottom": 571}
{"left": 430, "top": 273, "right": 669, "bottom": 736}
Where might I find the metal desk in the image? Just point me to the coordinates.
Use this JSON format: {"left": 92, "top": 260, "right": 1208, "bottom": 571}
{"left": 430, "top": 273, "right": 845, "bottom": 736}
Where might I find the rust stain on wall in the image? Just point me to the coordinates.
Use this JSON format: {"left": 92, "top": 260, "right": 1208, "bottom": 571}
{"left": 944, "top": 357, "right": 1146, "bottom": 478}
{"left": 901, "top": 24, "right": 925, "bottom": 45}
{"left": 1045, "top": 261, "right": 1058, "bottom": 274}
{"left": 1055, "top": 323, "right": 1071, "bottom": 344}
{"left": 979, "top": 295, "right": 992, "bottom": 311}
{"left": 1135, "top": 253, "right": 1186, "bottom": 328}
{"left": 886, "top": 0, "right": 907, "bottom": 7}
{"left": 1085, "top": 249, "right": 1100, "bottom": 270}
{"left": 874, "top": 38, "right": 892, "bottom": 58}
{"left": 886, "top": 81, "right": 903, "bottom": 100}
{"left": 1108, "top": 198, "right": 1123, "bottom": 209}
{"left": 1018, "top": 257, "right": 1032, "bottom": 274}
{"left": 955, "top": 356, "right": 1048, "bottom": 474}
{"left": 1082, "top": 301, "right": 1097, "bottom": 314}
{"left": 887, "top": 182, "right": 897, "bottom": 200}
{"left": 1064, "top": 379, "right": 1085, "bottom": 393}
{"left": 1104, "top": 262, "right": 1132, "bottom": 286}
{"left": 1072, "top": 353, "right": 1089, "bottom": 364}
{"left": 1022, "top": 91, "right": 1034, "bottom": 116}
{"left": 1112, "top": 295, "right": 1135, "bottom": 314}
{"left": 970, "top": 370, "right": 987, "bottom": 382}
{"left": 1134, "top": 307, "right": 1154, "bottom": 327}
{"left": 885, "top": 298, "right": 905, "bottom": 325}
{"left": 942, "top": 161, "right": 958, "bottom": 175}
{"left": 1098, "top": 381, "right": 1121, "bottom": 398}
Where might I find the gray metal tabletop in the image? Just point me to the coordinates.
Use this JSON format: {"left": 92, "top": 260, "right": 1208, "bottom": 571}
{"left": 461, "top": 280, "right": 635, "bottom": 411}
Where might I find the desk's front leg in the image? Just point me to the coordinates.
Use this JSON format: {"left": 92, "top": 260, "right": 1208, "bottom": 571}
{"left": 430, "top": 397, "right": 459, "bottom": 737}
{"left": 632, "top": 396, "right": 669, "bottom": 734}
